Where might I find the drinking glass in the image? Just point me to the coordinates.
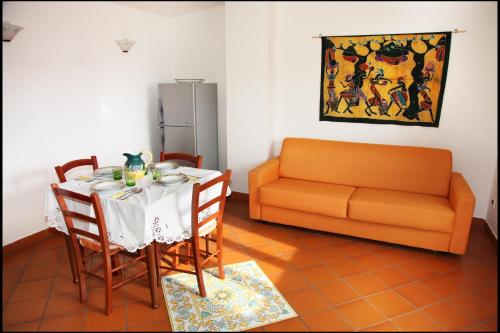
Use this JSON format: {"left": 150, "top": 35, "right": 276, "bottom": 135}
{"left": 112, "top": 167, "right": 123, "bottom": 180}
{"left": 152, "top": 167, "right": 161, "bottom": 181}
{"left": 125, "top": 167, "right": 136, "bottom": 186}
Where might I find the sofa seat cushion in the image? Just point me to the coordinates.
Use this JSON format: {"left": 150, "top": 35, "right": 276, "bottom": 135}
{"left": 260, "top": 178, "right": 356, "bottom": 218}
{"left": 348, "top": 188, "right": 455, "bottom": 233}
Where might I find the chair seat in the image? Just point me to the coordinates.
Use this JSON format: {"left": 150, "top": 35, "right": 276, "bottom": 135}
{"left": 260, "top": 178, "right": 356, "bottom": 218}
{"left": 348, "top": 188, "right": 455, "bottom": 233}
{"left": 198, "top": 220, "right": 217, "bottom": 237}
{"left": 79, "top": 237, "right": 122, "bottom": 252}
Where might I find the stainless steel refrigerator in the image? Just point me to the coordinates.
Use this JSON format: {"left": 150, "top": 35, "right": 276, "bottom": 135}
{"left": 157, "top": 83, "right": 219, "bottom": 170}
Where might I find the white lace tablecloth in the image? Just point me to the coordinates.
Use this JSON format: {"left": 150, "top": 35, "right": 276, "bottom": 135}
{"left": 45, "top": 167, "right": 230, "bottom": 253}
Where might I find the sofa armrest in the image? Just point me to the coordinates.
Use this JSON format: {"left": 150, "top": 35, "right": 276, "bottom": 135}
{"left": 448, "top": 172, "right": 476, "bottom": 254}
{"left": 248, "top": 157, "right": 280, "bottom": 219}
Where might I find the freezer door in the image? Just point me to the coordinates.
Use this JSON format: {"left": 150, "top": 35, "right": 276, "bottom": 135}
{"left": 163, "top": 126, "right": 196, "bottom": 155}
{"left": 158, "top": 83, "right": 195, "bottom": 126}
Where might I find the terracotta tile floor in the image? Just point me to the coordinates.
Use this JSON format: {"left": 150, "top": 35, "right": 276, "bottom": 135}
{"left": 2, "top": 197, "right": 498, "bottom": 331}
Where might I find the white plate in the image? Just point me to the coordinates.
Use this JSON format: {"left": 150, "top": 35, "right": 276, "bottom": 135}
{"left": 157, "top": 174, "right": 188, "bottom": 185}
{"left": 90, "top": 180, "right": 125, "bottom": 192}
{"left": 94, "top": 166, "right": 122, "bottom": 174}
{"left": 153, "top": 161, "right": 178, "bottom": 171}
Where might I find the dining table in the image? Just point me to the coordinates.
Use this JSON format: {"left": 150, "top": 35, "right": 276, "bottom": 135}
{"left": 45, "top": 165, "right": 231, "bottom": 309}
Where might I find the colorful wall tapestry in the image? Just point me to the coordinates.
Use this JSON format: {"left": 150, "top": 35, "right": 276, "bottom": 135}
{"left": 319, "top": 32, "right": 451, "bottom": 127}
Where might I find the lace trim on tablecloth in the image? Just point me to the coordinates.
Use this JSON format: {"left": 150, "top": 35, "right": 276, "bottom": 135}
{"left": 47, "top": 208, "right": 68, "bottom": 234}
{"left": 46, "top": 208, "right": 209, "bottom": 253}
{"left": 149, "top": 209, "right": 211, "bottom": 249}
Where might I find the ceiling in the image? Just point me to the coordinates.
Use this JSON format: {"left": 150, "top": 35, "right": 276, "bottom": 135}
{"left": 114, "top": 1, "right": 223, "bottom": 18}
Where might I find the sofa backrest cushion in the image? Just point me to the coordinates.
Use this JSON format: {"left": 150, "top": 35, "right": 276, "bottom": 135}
{"left": 279, "top": 137, "right": 452, "bottom": 197}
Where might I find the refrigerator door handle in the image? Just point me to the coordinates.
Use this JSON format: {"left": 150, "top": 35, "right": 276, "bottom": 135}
{"left": 158, "top": 97, "right": 164, "bottom": 124}
{"left": 160, "top": 126, "right": 165, "bottom": 152}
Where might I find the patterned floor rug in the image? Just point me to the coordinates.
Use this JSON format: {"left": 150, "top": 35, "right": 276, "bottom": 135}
{"left": 161, "top": 260, "right": 297, "bottom": 331}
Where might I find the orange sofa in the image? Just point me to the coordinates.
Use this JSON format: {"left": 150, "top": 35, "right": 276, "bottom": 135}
{"left": 249, "top": 138, "right": 476, "bottom": 254}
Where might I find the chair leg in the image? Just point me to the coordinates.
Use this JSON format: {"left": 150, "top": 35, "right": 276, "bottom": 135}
{"left": 216, "top": 227, "right": 225, "bottom": 279}
{"left": 64, "top": 235, "right": 79, "bottom": 283}
{"left": 103, "top": 256, "right": 113, "bottom": 315}
{"left": 145, "top": 244, "right": 160, "bottom": 309}
{"left": 112, "top": 254, "right": 123, "bottom": 279}
{"left": 80, "top": 245, "right": 86, "bottom": 268}
{"left": 185, "top": 243, "right": 192, "bottom": 265}
{"left": 192, "top": 238, "right": 206, "bottom": 297}
{"left": 180, "top": 244, "right": 190, "bottom": 264}
{"left": 154, "top": 242, "right": 162, "bottom": 287}
{"left": 72, "top": 243, "right": 87, "bottom": 304}
{"left": 77, "top": 271, "right": 87, "bottom": 304}
{"left": 171, "top": 246, "right": 179, "bottom": 268}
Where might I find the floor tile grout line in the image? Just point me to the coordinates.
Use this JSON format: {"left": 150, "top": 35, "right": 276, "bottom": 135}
{"left": 445, "top": 294, "right": 492, "bottom": 327}
{"left": 4, "top": 245, "right": 38, "bottom": 306}
{"left": 16, "top": 300, "right": 87, "bottom": 321}
{"left": 12, "top": 250, "right": 66, "bottom": 285}
{"left": 124, "top": 317, "right": 169, "bottom": 331}
{"left": 2, "top": 244, "right": 54, "bottom": 329}
{"left": 2, "top": 319, "right": 42, "bottom": 331}
{"left": 360, "top": 286, "right": 485, "bottom": 331}
{"left": 283, "top": 259, "right": 358, "bottom": 331}
{"left": 36, "top": 268, "right": 60, "bottom": 332}
{"left": 459, "top": 315, "right": 498, "bottom": 331}
{"left": 124, "top": 297, "right": 129, "bottom": 331}
{"left": 82, "top": 252, "right": 99, "bottom": 331}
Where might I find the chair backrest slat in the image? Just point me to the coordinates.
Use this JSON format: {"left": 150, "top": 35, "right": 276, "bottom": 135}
{"left": 69, "top": 227, "right": 101, "bottom": 241}
{"left": 53, "top": 187, "right": 92, "bottom": 203}
{"left": 55, "top": 155, "right": 98, "bottom": 183}
{"left": 64, "top": 210, "right": 98, "bottom": 224}
{"left": 160, "top": 152, "right": 202, "bottom": 168}
{"left": 197, "top": 175, "right": 226, "bottom": 192}
{"left": 198, "top": 212, "right": 219, "bottom": 228}
{"left": 198, "top": 195, "right": 223, "bottom": 212}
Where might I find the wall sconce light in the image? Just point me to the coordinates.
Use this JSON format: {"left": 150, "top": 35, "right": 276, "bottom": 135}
{"left": 115, "top": 38, "right": 136, "bottom": 53}
{"left": 3, "top": 21, "right": 24, "bottom": 42}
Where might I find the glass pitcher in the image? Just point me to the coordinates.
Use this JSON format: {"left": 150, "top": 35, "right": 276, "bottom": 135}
{"left": 123, "top": 150, "right": 153, "bottom": 180}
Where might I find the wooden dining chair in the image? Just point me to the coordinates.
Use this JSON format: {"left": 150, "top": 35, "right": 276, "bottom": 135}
{"left": 55, "top": 155, "right": 99, "bottom": 183}
{"left": 54, "top": 155, "right": 99, "bottom": 284}
{"left": 51, "top": 183, "right": 157, "bottom": 315}
{"left": 155, "top": 169, "right": 232, "bottom": 297}
{"left": 160, "top": 152, "right": 203, "bottom": 168}
{"left": 159, "top": 152, "right": 203, "bottom": 266}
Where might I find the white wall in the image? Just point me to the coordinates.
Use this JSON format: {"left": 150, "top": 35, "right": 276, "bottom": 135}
{"left": 486, "top": 165, "right": 498, "bottom": 238}
{"left": 225, "top": 2, "right": 277, "bottom": 191}
{"left": 225, "top": 1, "right": 498, "bottom": 220}
{"left": 166, "top": 5, "right": 227, "bottom": 171}
{"left": 2, "top": 2, "right": 172, "bottom": 245}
